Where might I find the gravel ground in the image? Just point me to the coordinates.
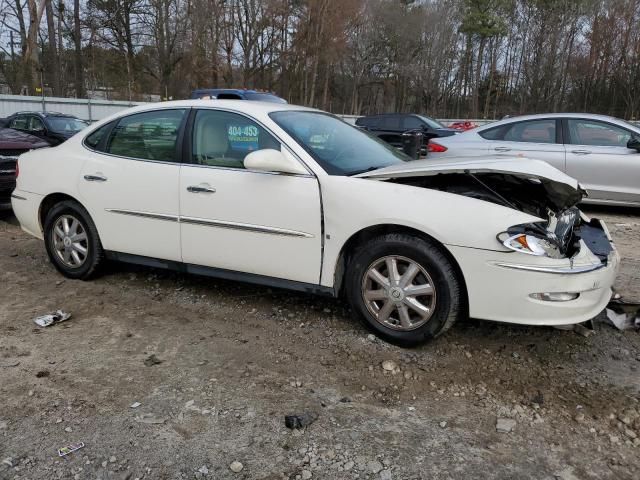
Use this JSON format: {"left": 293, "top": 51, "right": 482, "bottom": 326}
{"left": 0, "top": 207, "right": 639, "bottom": 480}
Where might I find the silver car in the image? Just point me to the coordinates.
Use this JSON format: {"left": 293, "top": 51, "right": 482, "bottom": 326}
{"left": 429, "top": 113, "right": 640, "bottom": 206}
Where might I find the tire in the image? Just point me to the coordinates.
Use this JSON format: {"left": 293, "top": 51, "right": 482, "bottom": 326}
{"left": 345, "top": 233, "right": 462, "bottom": 346}
{"left": 43, "top": 200, "right": 104, "bottom": 280}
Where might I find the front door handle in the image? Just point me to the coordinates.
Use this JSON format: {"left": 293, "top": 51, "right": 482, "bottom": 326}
{"left": 83, "top": 174, "right": 107, "bottom": 182}
{"left": 494, "top": 146, "right": 511, "bottom": 152}
{"left": 187, "top": 185, "right": 216, "bottom": 194}
{"left": 571, "top": 150, "right": 591, "bottom": 155}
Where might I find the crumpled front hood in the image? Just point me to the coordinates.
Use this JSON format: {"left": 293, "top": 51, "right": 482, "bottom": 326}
{"left": 356, "top": 156, "right": 585, "bottom": 211}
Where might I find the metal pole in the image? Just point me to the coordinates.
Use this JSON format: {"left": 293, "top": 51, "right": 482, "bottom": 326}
{"left": 87, "top": 96, "right": 92, "bottom": 123}
{"left": 40, "top": 67, "right": 46, "bottom": 111}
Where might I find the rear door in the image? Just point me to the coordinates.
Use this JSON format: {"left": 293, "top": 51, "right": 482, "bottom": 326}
{"left": 77, "top": 108, "right": 187, "bottom": 261}
{"left": 487, "top": 118, "right": 566, "bottom": 171}
{"left": 564, "top": 118, "right": 640, "bottom": 204}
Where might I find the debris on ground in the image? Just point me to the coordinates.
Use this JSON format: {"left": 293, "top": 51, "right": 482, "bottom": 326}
{"left": 57, "top": 442, "right": 85, "bottom": 457}
{"left": 33, "top": 310, "right": 71, "bottom": 328}
{"left": 604, "top": 300, "right": 640, "bottom": 331}
{"left": 381, "top": 360, "right": 398, "bottom": 372}
{"left": 134, "top": 413, "right": 167, "bottom": 424}
{"left": 496, "top": 418, "right": 516, "bottom": 433}
{"left": 143, "top": 354, "right": 162, "bottom": 367}
{"left": 130, "top": 402, "right": 141, "bottom": 408}
{"left": 229, "top": 461, "right": 244, "bottom": 473}
{"left": 284, "top": 412, "right": 318, "bottom": 429}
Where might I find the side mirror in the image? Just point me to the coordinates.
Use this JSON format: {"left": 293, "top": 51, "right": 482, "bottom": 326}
{"left": 243, "top": 149, "right": 308, "bottom": 175}
{"left": 627, "top": 136, "right": 640, "bottom": 152}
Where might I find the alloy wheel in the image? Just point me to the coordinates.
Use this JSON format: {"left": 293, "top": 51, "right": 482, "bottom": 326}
{"left": 52, "top": 214, "right": 89, "bottom": 268}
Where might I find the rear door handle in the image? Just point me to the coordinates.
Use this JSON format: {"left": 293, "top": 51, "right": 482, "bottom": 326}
{"left": 494, "top": 146, "right": 511, "bottom": 152}
{"left": 187, "top": 185, "right": 216, "bottom": 194}
{"left": 571, "top": 150, "right": 591, "bottom": 155}
{"left": 83, "top": 174, "right": 107, "bottom": 182}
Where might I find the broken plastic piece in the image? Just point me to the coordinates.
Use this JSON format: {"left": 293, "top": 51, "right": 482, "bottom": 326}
{"left": 33, "top": 310, "right": 71, "bottom": 328}
{"left": 284, "top": 412, "right": 318, "bottom": 429}
{"left": 58, "top": 442, "right": 85, "bottom": 457}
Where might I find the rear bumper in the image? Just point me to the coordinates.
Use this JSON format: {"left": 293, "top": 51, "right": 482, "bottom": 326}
{"left": 447, "top": 223, "right": 619, "bottom": 326}
{"left": 11, "top": 189, "right": 43, "bottom": 238}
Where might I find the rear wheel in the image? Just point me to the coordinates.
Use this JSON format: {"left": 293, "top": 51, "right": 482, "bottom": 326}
{"left": 345, "top": 233, "right": 462, "bottom": 346}
{"left": 43, "top": 200, "right": 104, "bottom": 279}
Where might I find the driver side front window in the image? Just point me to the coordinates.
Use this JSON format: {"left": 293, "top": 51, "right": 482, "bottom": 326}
{"left": 191, "top": 110, "right": 280, "bottom": 169}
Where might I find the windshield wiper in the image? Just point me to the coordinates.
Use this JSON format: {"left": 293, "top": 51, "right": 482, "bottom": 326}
{"left": 349, "top": 166, "right": 380, "bottom": 176}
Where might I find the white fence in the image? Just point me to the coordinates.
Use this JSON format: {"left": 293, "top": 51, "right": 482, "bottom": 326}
{"left": 0, "top": 94, "right": 144, "bottom": 122}
{"left": 1, "top": 94, "right": 638, "bottom": 127}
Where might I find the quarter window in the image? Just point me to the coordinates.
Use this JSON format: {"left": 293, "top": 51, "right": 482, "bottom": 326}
{"left": 84, "top": 122, "right": 114, "bottom": 151}
{"left": 191, "top": 109, "right": 280, "bottom": 169}
{"left": 567, "top": 119, "right": 632, "bottom": 147}
{"left": 106, "top": 109, "right": 186, "bottom": 162}
{"left": 29, "top": 116, "right": 45, "bottom": 132}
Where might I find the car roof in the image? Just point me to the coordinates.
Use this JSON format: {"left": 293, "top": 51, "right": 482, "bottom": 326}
{"left": 11, "top": 111, "right": 77, "bottom": 118}
{"left": 117, "top": 99, "right": 317, "bottom": 115}
{"left": 483, "top": 112, "right": 629, "bottom": 126}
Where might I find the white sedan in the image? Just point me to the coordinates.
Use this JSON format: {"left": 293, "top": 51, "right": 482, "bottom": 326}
{"left": 11, "top": 101, "right": 619, "bottom": 345}
{"left": 429, "top": 113, "right": 640, "bottom": 206}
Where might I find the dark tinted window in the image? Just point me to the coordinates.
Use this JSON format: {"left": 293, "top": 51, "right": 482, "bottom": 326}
{"left": 29, "top": 116, "right": 45, "bottom": 132}
{"left": 192, "top": 109, "right": 280, "bottom": 169}
{"left": 10, "top": 115, "right": 28, "bottom": 130}
{"left": 567, "top": 119, "right": 632, "bottom": 147}
{"left": 107, "top": 109, "right": 186, "bottom": 162}
{"left": 48, "top": 116, "right": 88, "bottom": 133}
{"left": 479, "top": 125, "right": 507, "bottom": 140}
{"left": 84, "top": 122, "right": 114, "bottom": 151}
{"left": 503, "top": 119, "right": 556, "bottom": 143}
{"left": 381, "top": 116, "right": 401, "bottom": 129}
{"left": 402, "top": 116, "right": 423, "bottom": 129}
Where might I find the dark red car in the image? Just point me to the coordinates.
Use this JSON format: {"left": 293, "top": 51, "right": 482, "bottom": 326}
{"left": 0, "top": 127, "right": 49, "bottom": 210}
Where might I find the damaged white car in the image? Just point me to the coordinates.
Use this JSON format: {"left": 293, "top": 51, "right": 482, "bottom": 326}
{"left": 11, "top": 101, "right": 619, "bottom": 345}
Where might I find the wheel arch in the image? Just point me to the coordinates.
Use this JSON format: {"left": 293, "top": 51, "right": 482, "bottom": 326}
{"left": 38, "top": 192, "right": 86, "bottom": 233}
{"left": 333, "top": 224, "right": 468, "bottom": 312}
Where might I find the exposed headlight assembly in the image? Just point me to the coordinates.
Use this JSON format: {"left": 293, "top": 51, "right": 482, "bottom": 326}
{"left": 498, "top": 208, "right": 580, "bottom": 259}
{"left": 499, "top": 232, "right": 563, "bottom": 258}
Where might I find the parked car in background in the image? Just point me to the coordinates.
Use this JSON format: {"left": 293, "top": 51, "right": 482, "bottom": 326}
{"left": 5, "top": 112, "right": 89, "bottom": 146}
{"left": 190, "top": 88, "right": 287, "bottom": 103}
{"left": 355, "top": 113, "right": 458, "bottom": 155}
{"left": 11, "top": 100, "right": 618, "bottom": 346}
{"left": 0, "top": 128, "right": 49, "bottom": 210}
{"left": 428, "top": 113, "right": 640, "bottom": 206}
{"left": 448, "top": 120, "right": 478, "bottom": 131}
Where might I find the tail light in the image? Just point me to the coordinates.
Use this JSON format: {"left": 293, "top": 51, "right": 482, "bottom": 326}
{"left": 428, "top": 141, "right": 447, "bottom": 153}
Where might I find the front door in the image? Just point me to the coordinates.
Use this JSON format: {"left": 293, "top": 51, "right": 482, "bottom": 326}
{"left": 77, "top": 108, "right": 188, "bottom": 261}
{"left": 564, "top": 118, "right": 640, "bottom": 204}
{"left": 179, "top": 108, "right": 322, "bottom": 284}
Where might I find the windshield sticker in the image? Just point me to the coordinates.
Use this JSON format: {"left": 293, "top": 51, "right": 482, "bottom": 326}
{"left": 228, "top": 125, "right": 259, "bottom": 151}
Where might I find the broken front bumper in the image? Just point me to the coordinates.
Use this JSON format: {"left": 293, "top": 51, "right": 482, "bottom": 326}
{"left": 447, "top": 220, "right": 620, "bottom": 326}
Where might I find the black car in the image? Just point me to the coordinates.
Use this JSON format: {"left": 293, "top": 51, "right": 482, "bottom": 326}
{"left": 5, "top": 111, "right": 89, "bottom": 146}
{"left": 355, "top": 113, "right": 458, "bottom": 154}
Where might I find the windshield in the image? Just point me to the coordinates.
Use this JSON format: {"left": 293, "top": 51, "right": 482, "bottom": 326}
{"left": 417, "top": 115, "right": 445, "bottom": 129}
{"left": 244, "top": 93, "right": 287, "bottom": 104}
{"left": 48, "top": 116, "right": 88, "bottom": 134}
{"left": 270, "top": 111, "right": 409, "bottom": 175}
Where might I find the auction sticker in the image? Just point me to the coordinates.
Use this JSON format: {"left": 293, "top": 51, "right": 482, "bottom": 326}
{"left": 228, "top": 125, "right": 259, "bottom": 152}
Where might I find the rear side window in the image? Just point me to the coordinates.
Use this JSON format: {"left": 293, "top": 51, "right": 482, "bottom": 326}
{"left": 503, "top": 120, "right": 556, "bottom": 143}
{"left": 10, "top": 116, "right": 28, "bottom": 129}
{"left": 107, "top": 109, "right": 187, "bottom": 162}
{"left": 84, "top": 122, "right": 114, "bottom": 151}
{"left": 381, "top": 116, "right": 401, "bottom": 129}
{"left": 479, "top": 125, "right": 507, "bottom": 140}
{"left": 402, "top": 116, "right": 423, "bottom": 129}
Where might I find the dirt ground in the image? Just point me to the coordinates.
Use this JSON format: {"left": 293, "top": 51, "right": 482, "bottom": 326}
{"left": 1, "top": 206, "right": 639, "bottom": 480}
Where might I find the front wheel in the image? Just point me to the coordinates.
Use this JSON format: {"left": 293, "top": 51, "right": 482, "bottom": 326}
{"left": 345, "top": 233, "right": 463, "bottom": 346}
{"left": 43, "top": 200, "right": 104, "bottom": 280}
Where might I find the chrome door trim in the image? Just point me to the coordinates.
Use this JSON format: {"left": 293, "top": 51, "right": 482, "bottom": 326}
{"left": 11, "top": 194, "right": 26, "bottom": 201}
{"left": 105, "top": 209, "right": 179, "bottom": 222}
{"left": 180, "top": 215, "right": 314, "bottom": 238}
{"left": 105, "top": 208, "right": 314, "bottom": 238}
